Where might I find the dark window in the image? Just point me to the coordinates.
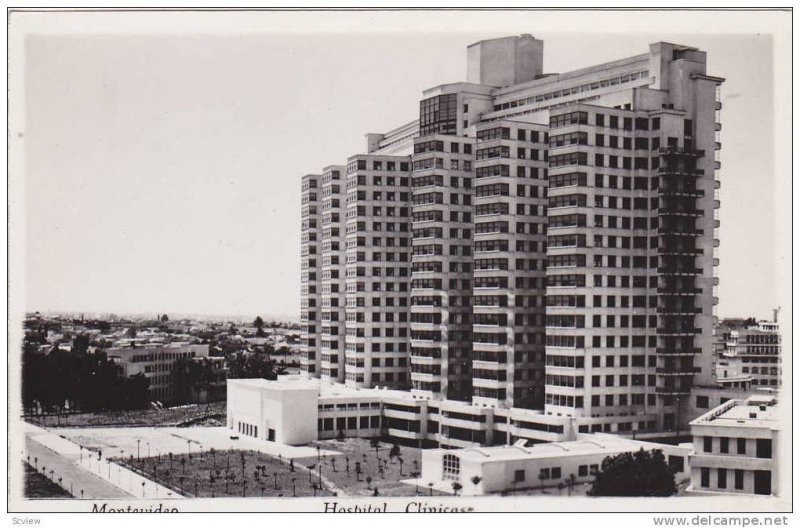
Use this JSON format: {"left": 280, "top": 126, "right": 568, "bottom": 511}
{"left": 419, "top": 94, "right": 458, "bottom": 136}
{"left": 717, "top": 468, "right": 727, "bottom": 489}
{"left": 754, "top": 471, "right": 771, "bottom": 495}
{"left": 735, "top": 469, "right": 744, "bottom": 490}
{"left": 700, "top": 467, "right": 710, "bottom": 488}
{"left": 703, "top": 437, "right": 713, "bottom": 453}
{"left": 756, "top": 439, "right": 772, "bottom": 459}
{"left": 737, "top": 438, "right": 747, "bottom": 455}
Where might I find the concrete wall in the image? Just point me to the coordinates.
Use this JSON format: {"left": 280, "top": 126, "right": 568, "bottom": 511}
{"left": 467, "top": 35, "right": 543, "bottom": 88}
{"left": 227, "top": 381, "right": 319, "bottom": 445}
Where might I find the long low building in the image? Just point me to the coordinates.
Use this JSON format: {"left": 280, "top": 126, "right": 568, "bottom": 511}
{"left": 227, "top": 376, "right": 762, "bottom": 449}
{"left": 420, "top": 434, "right": 691, "bottom": 496}
{"left": 226, "top": 376, "right": 580, "bottom": 447}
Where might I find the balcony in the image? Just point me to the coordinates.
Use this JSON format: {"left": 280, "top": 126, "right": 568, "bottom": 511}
{"left": 659, "top": 188, "right": 705, "bottom": 198}
{"left": 655, "top": 386, "right": 692, "bottom": 395}
{"left": 657, "top": 327, "right": 701, "bottom": 335}
{"left": 658, "top": 247, "right": 702, "bottom": 256}
{"left": 655, "top": 367, "right": 698, "bottom": 375}
{"left": 658, "top": 208, "right": 703, "bottom": 217}
{"left": 658, "top": 227, "right": 703, "bottom": 236}
{"left": 658, "top": 147, "right": 704, "bottom": 158}
{"left": 656, "top": 307, "right": 702, "bottom": 314}
{"left": 656, "top": 347, "right": 701, "bottom": 355}
{"left": 657, "top": 267, "right": 702, "bottom": 275}
{"left": 657, "top": 288, "right": 702, "bottom": 295}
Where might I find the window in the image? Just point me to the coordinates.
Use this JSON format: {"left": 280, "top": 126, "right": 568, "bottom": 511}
{"left": 734, "top": 469, "right": 744, "bottom": 490}
{"left": 443, "top": 453, "right": 460, "bottom": 480}
{"left": 419, "top": 94, "right": 458, "bottom": 136}
{"left": 717, "top": 468, "right": 727, "bottom": 489}
{"left": 703, "top": 437, "right": 713, "bottom": 453}
{"left": 514, "top": 469, "right": 525, "bottom": 483}
{"left": 720, "top": 437, "right": 729, "bottom": 454}
{"left": 700, "top": 467, "right": 710, "bottom": 488}
{"left": 578, "top": 465, "right": 588, "bottom": 477}
{"left": 737, "top": 438, "right": 747, "bottom": 455}
{"left": 756, "top": 439, "right": 772, "bottom": 459}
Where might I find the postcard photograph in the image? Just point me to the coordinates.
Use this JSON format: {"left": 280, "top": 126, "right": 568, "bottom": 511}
{"left": 5, "top": 7, "right": 793, "bottom": 521}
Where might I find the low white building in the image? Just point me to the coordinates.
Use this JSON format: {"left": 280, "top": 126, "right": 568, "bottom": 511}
{"left": 419, "top": 434, "right": 691, "bottom": 496}
{"left": 688, "top": 394, "right": 780, "bottom": 496}
{"left": 226, "top": 377, "right": 405, "bottom": 445}
{"left": 227, "top": 379, "right": 319, "bottom": 445}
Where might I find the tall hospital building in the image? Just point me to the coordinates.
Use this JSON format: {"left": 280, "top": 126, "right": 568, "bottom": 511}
{"left": 300, "top": 35, "right": 725, "bottom": 443}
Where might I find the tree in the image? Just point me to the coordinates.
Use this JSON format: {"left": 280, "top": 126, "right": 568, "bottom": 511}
{"left": 71, "top": 334, "right": 90, "bottom": 355}
{"left": 226, "top": 352, "right": 286, "bottom": 380}
{"left": 126, "top": 327, "right": 138, "bottom": 338}
{"left": 161, "top": 314, "right": 169, "bottom": 322}
{"left": 451, "top": 482, "right": 462, "bottom": 496}
{"left": 588, "top": 448, "right": 677, "bottom": 497}
{"left": 389, "top": 444, "right": 401, "bottom": 459}
{"left": 254, "top": 316, "right": 265, "bottom": 337}
{"left": 566, "top": 473, "right": 577, "bottom": 496}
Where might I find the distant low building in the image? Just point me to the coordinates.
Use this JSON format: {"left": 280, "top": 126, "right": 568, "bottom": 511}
{"left": 717, "top": 321, "right": 781, "bottom": 389}
{"left": 108, "top": 342, "right": 210, "bottom": 403}
{"left": 688, "top": 394, "right": 780, "bottom": 496}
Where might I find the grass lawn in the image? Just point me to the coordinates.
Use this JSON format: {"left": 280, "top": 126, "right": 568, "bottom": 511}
{"left": 25, "top": 402, "right": 226, "bottom": 428}
{"left": 23, "top": 463, "right": 72, "bottom": 499}
{"left": 115, "top": 449, "right": 334, "bottom": 498}
{"left": 296, "top": 438, "right": 447, "bottom": 497}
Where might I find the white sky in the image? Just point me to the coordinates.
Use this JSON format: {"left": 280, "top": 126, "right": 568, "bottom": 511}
{"left": 16, "top": 10, "right": 789, "bottom": 321}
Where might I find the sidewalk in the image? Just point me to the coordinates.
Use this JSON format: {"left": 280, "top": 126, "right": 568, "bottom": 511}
{"left": 24, "top": 436, "right": 132, "bottom": 500}
{"left": 77, "top": 454, "right": 182, "bottom": 499}
{"left": 24, "top": 423, "right": 178, "bottom": 499}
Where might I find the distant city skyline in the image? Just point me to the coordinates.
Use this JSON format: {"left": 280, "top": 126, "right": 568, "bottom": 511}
{"left": 20, "top": 14, "right": 781, "bottom": 321}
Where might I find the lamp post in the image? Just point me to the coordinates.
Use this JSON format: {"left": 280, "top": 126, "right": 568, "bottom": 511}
{"left": 137, "top": 439, "right": 141, "bottom": 460}
{"left": 146, "top": 442, "right": 151, "bottom": 458}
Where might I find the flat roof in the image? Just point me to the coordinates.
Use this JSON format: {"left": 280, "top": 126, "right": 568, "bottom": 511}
{"left": 229, "top": 378, "right": 318, "bottom": 392}
{"left": 691, "top": 396, "right": 780, "bottom": 430}
{"left": 710, "top": 404, "right": 779, "bottom": 429}
{"left": 443, "top": 435, "right": 685, "bottom": 463}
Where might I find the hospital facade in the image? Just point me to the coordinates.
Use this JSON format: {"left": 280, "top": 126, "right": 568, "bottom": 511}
{"left": 300, "top": 34, "right": 727, "bottom": 443}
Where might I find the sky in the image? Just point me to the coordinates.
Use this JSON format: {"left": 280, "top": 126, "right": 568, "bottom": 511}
{"left": 19, "top": 12, "right": 786, "bottom": 321}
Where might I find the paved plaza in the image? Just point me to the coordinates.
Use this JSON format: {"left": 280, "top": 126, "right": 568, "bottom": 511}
{"left": 57, "top": 426, "right": 341, "bottom": 461}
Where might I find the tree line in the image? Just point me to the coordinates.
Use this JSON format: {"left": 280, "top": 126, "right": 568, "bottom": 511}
{"left": 22, "top": 346, "right": 150, "bottom": 413}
